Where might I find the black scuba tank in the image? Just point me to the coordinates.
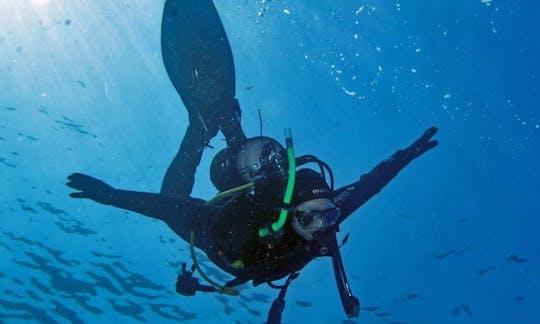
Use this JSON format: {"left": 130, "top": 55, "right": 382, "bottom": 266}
{"left": 210, "top": 136, "right": 288, "bottom": 192}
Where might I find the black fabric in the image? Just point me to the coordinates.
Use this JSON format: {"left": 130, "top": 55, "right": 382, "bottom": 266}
{"left": 67, "top": 127, "right": 438, "bottom": 286}
{"left": 69, "top": 0, "right": 439, "bottom": 317}
{"left": 292, "top": 168, "right": 331, "bottom": 204}
{"left": 203, "top": 185, "right": 297, "bottom": 277}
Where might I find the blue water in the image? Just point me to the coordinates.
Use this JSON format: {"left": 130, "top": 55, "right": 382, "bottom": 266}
{"left": 1, "top": 1, "right": 538, "bottom": 323}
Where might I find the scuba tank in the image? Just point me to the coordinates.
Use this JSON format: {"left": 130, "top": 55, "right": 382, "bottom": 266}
{"left": 210, "top": 136, "right": 288, "bottom": 192}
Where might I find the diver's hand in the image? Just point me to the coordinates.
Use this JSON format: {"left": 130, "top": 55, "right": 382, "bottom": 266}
{"left": 66, "top": 173, "right": 115, "bottom": 205}
{"left": 406, "top": 126, "right": 439, "bottom": 159}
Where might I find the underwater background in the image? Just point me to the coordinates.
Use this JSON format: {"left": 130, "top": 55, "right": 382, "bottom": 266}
{"left": 1, "top": 0, "right": 538, "bottom": 323}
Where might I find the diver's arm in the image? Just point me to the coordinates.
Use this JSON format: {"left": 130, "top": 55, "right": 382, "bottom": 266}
{"left": 66, "top": 173, "right": 202, "bottom": 223}
{"left": 333, "top": 127, "right": 438, "bottom": 221}
{"left": 105, "top": 189, "right": 199, "bottom": 223}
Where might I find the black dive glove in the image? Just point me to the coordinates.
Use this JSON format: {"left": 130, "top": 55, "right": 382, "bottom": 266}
{"left": 406, "top": 126, "right": 439, "bottom": 159}
{"left": 66, "top": 173, "right": 115, "bottom": 205}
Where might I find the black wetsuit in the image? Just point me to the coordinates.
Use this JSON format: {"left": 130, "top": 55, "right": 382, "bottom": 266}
{"left": 67, "top": 128, "right": 435, "bottom": 286}
{"left": 67, "top": 0, "right": 438, "bottom": 319}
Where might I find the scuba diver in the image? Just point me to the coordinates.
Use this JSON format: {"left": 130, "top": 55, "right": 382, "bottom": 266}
{"left": 66, "top": 0, "right": 439, "bottom": 322}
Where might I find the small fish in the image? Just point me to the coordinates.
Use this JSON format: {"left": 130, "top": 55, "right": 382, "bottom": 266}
{"left": 507, "top": 254, "right": 527, "bottom": 263}
{"left": 361, "top": 306, "right": 379, "bottom": 312}
{"left": 433, "top": 250, "right": 455, "bottom": 259}
{"left": 476, "top": 266, "right": 496, "bottom": 275}
{"left": 74, "top": 80, "right": 87, "bottom": 88}
{"left": 294, "top": 300, "right": 312, "bottom": 307}
{"left": 452, "top": 304, "right": 471, "bottom": 316}
{"left": 407, "top": 293, "right": 420, "bottom": 300}
{"left": 375, "top": 312, "right": 391, "bottom": 317}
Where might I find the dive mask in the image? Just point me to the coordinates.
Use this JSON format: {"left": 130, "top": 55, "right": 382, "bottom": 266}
{"left": 292, "top": 198, "right": 341, "bottom": 241}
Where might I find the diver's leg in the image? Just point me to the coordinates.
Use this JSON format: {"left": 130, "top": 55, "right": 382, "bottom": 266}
{"left": 160, "top": 97, "right": 247, "bottom": 199}
{"left": 162, "top": 0, "right": 247, "bottom": 150}
{"left": 218, "top": 98, "right": 247, "bottom": 148}
{"left": 160, "top": 122, "right": 213, "bottom": 199}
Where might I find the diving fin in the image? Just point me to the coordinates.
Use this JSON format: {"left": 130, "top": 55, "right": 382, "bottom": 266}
{"left": 161, "top": 0, "right": 237, "bottom": 134}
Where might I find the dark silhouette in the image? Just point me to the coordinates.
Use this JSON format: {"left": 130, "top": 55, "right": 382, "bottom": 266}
{"left": 66, "top": 0, "right": 439, "bottom": 321}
